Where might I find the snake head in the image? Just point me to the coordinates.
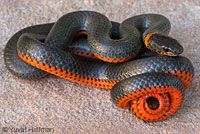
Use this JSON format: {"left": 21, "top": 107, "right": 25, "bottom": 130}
{"left": 145, "top": 33, "right": 184, "bottom": 56}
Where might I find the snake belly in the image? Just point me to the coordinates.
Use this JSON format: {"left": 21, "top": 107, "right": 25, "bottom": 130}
{"left": 4, "top": 11, "right": 194, "bottom": 122}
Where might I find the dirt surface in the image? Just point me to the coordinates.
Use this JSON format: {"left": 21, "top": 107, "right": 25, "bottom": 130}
{"left": 0, "top": 0, "right": 199, "bottom": 134}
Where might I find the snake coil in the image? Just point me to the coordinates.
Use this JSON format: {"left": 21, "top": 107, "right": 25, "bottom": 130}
{"left": 4, "top": 11, "right": 194, "bottom": 122}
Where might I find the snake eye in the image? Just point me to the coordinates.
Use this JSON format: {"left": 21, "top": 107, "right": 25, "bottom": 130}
{"left": 163, "top": 47, "right": 170, "bottom": 53}
{"left": 160, "top": 47, "right": 178, "bottom": 56}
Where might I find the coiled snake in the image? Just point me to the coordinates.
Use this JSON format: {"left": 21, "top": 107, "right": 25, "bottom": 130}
{"left": 4, "top": 11, "right": 194, "bottom": 122}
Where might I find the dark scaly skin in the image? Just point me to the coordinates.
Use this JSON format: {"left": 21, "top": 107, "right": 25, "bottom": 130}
{"left": 4, "top": 21, "right": 120, "bottom": 80}
{"left": 67, "top": 21, "right": 121, "bottom": 58}
{"left": 4, "top": 23, "right": 53, "bottom": 79}
{"left": 4, "top": 11, "right": 194, "bottom": 122}
{"left": 44, "top": 11, "right": 141, "bottom": 62}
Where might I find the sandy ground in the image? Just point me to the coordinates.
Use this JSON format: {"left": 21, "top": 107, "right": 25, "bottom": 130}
{"left": 0, "top": 0, "right": 200, "bottom": 134}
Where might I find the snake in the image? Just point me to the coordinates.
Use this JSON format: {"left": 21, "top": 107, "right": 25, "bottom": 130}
{"left": 4, "top": 11, "right": 194, "bottom": 122}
